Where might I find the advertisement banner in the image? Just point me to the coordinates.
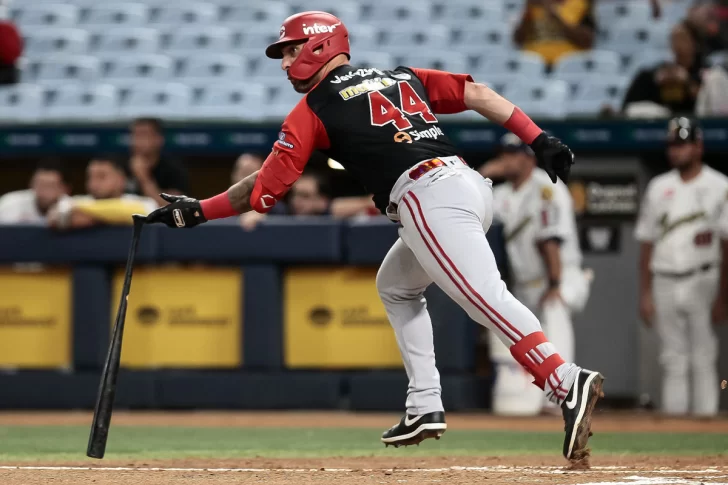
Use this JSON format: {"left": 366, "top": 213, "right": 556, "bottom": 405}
{"left": 0, "top": 267, "right": 71, "bottom": 368}
{"left": 112, "top": 266, "right": 242, "bottom": 368}
{"left": 284, "top": 267, "right": 402, "bottom": 368}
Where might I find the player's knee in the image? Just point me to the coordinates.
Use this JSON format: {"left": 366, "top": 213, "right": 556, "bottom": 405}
{"left": 376, "top": 268, "right": 415, "bottom": 304}
{"left": 661, "top": 353, "right": 688, "bottom": 378}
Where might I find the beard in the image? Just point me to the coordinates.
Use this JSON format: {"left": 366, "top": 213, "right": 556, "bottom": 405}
{"left": 289, "top": 73, "right": 319, "bottom": 93}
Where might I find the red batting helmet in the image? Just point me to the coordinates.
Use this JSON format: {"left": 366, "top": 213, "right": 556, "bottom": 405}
{"left": 265, "top": 11, "right": 350, "bottom": 81}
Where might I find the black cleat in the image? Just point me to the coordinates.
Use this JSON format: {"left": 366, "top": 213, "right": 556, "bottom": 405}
{"left": 562, "top": 369, "right": 605, "bottom": 461}
{"left": 381, "top": 411, "right": 447, "bottom": 447}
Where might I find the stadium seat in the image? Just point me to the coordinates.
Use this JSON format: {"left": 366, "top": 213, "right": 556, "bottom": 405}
{"left": 453, "top": 25, "right": 512, "bottom": 57}
{"left": 502, "top": 79, "right": 569, "bottom": 119}
{"left": 378, "top": 25, "right": 450, "bottom": 54}
{"left": 11, "top": 3, "right": 79, "bottom": 28}
{"left": 434, "top": 1, "right": 502, "bottom": 26}
{"left": 394, "top": 52, "right": 468, "bottom": 74}
{"left": 101, "top": 53, "right": 174, "bottom": 82}
{"left": 78, "top": 3, "right": 150, "bottom": 26}
{"left": 350, "top": 52, "right": 394, "bottom": 69}
{"left": 567, "top": 75, "right": 629, "bottom": 116}
{"left": 600, "top": 23, "right": 669, "bottom": 54}
{"left": 217, "top": 1, "right": 291, "bottom": 26}
{"left": 90, "top": 27, "right": 160, "bottom": 54}
{"left": 347, "top": 25, "right": 380, "bottom": 51}
{"left": 471, "top": 73, "right": 513, "bottom": 94}
{"left": 363, "top": 0, "right": 431, "bottom": 23}
{"left": 479, "top": 52, "right": 546, "bottom": 77}
{"left": 267, "top": 87, "right": 305, "bottom": 119}
{"left": 43, "top": 84, "right": 119, "bottom": 122}
{"left": 552, "top": 51, "right": 621, "bottom": 84}
{"left": 234, "top": 25, "right": 280, "bottom": 51}
{"left": 118, "top": 82, "right": 192, "bottom": 120}
{"left": 177, "top": 53, "right": 246, "bottom": 81}
{"left": 29, "top": 55, "right": 101, "bottom": 84}
{"left": 289, "top": 0, "right": 360, "bottom": 23}
{"left": 596, "top": 2, "right": 652, "bottom": 25}
{"left": 191, "top": 82, "right": 267, "bottom": 121}
{"left": 148, "top": 3, "right": 217, "bottom": 27}
{"left": 503, "top": 0, "right": 526, "bottom": 21}
{"left": 0, "top": 84, "right": 45, "bottom": 123}
{"left": 23, "top": 28, "right": 90, "bottom": 56}
{"left": 623, "top": 48, "right": 672, "bottom": 76}
{"left": 164, "top": 26, "right": 234, "bottom": 55}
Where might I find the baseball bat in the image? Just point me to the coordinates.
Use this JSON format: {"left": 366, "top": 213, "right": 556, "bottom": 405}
{"left": 86, "top": 214, "right": 146, "bottom": 459}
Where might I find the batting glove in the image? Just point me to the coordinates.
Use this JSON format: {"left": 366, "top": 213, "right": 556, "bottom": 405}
{"left": 145, "top": 193, "right": 207, "bottom": 228}
{"left": 530, "top": 133, "right": 575, "bottom": 184}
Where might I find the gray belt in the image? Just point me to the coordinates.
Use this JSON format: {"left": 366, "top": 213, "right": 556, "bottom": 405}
{"left": 654, "top": 263, "right": 716, "bottom": 279}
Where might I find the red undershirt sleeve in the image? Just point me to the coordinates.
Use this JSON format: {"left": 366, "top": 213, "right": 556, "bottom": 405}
{"left": 251, "top": 98, "right": 331, "bottom": 213}
{"left": 409, "top": 68, "right": 473, "bottom": 114}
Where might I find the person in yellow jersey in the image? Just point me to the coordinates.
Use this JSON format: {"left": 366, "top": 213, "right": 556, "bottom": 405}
{"left": 513, "top": 0, "right": 596, "bottom": 67}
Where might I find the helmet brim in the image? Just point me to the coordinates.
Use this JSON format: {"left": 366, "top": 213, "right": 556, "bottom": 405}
{"left": 265, "top": 38, "right": 308, "bottom": 59}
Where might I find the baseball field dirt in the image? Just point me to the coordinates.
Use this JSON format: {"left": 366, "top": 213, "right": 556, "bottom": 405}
{"left": 0, "top": 411, "right": 726, "bottom": 485}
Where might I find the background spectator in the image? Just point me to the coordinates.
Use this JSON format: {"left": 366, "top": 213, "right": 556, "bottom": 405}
{"left": 127, "top": 118, "right": 188, "bottom": 206}
{"left": 622, "top": 22, "right": 705, "bottom": 117}
{"left": 688, "top": 0, "right": 728, "bottom": 55}
{"left": 231, "top": 152, "right": 265, "bottom": 185}
{"left": 0, "top": 159, "right": 71, "bottom": 224}
{"left": 0, "top": 0, "right": 22, "bottom": 85}
{"left": 513, "top": 0, "right": 596, "bottom": 67}
{"left": 48, "top": 155, "right": 157, "bottom": 230}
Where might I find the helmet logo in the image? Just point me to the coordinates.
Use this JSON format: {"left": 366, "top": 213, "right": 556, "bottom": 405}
{"left": 302, "top": 22, "right": 341, "bottom": 35}
{"left": 279, "top": 26, "right": 286, "bottom": 38}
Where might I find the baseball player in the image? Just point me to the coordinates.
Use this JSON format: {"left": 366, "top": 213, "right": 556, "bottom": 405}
{"left": 636, "top": 117, "right": 728, "bottom": 417}
{"left": 144, "top": 11, "right": 604, "bottom": 461}
{"left": 482, "top": 133, "right": 592, "bottom": 415}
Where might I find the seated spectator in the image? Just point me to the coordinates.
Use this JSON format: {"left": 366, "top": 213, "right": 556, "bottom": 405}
{"left": 0, "top": 159, "right": 71, "bottom": 224}
{"left": 239, "top": 170, "right": 377, "bottom": 230}
{"left": 0, "top": 1, "right": 22, "bottom": 85}
{"left": 127, "top": 118, "right": 188, "bottom": 206}
{"left": 688, "top": 0, "right": 728, "bottom": 55}
{"left": 513, "top": 0, "right": 596, "bottom": 67}
{"left": 622, "top": 21, "right": 705, "bottom": 116}
{"left": 231, "top": 152, "right": 265, "bottom": 185}
{"left": 48, "top": 155, "right": 157, "bottom": 230}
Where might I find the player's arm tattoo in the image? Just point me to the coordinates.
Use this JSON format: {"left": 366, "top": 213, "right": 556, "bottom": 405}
{"left": 227, "top": 170, "right": 259, "bottom": 214}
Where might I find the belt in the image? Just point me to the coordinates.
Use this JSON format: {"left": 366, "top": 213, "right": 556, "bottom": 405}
{"left": 408, "top": 156, "right": 467, "bottom": 181}
{"left": 654, "top": 263, "right": 716, "bottom": 279}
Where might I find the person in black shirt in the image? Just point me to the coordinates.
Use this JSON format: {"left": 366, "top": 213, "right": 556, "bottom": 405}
{"left": 622, "top": 22, "right": 705, "bottom": 115}
{"left": 127, "top": 117, "right": 188, "bottom": 206}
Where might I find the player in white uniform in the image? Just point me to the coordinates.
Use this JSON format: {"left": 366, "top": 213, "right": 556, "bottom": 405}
{"left": 481, "top": 134, "right": 591, "bottom": 415}
{"left": 636, "top": 117, "right": 728, "bottom": 417}
{"left": 0, "top": 159, "right": 70, "bottom": 224}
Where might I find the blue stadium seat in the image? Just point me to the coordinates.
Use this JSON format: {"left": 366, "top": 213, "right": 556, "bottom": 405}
{"left": 395, "top": 52, "right": 469, "bottom": 74}
{"left": 11, "top": 3, "right": 79, "bottom": 28}
{"left": 350, "top": 52, "right": 394, "bottom": 69}
{"left": 348, "top": 25, "right": 380, "bottom": 51}
{"left": 191, "top": 82, "right": 267, "bottom": 121}
{"left": 217, "top": 2, "right": 291, "bottom": 27}
{"left": 289, "top": 0, "right": 360, "bottom": 23}
{"left": 503, "top": 0, "right": 526, "bottom": 21}
{"left": 165, "top": 26, "right": 234, "bottom": 55}
{"left": 434, "top": 1, "right": 502, "bottom": 26}
{"left": 452, "top": 25, "right": 512, "bottom": 57}
{"left": 479, "top": 52, "right": 546, "bottom": 77}
{"left": 147, "top": 3, "right": 217, "bottom": 27}
{"left": 623, "top": 48, "right": 672, "bottom": 76}
{"left": 78, "top": 3, "right": 150, "bottom": 26}
{"left": 118, "top": 82, "right": 192, "bottom": 120}
{"left": 378, "top": 25, "right": 450, "bottom": 54}
{"left": 90, "top": 27, "right": 160, "bottom": 54}
{"left": 234, "top": 25, "right": 280, "bottom": 51}
{"left": 0, "top": 84, "right": 45, "bottom": 123}
{"left": 177, "top": 53, "right": 246, "bottom": 81}
{"left": 23, "top": 28, "right": 90, "bottom": 56}
{"left": 267, "top": 87, "right": 305, "bottom": 119}
{"left": 29, "top": 55, "right": 101, "bottom": 85}
{"left": 471, "top": 73, "right": 513, "bottom": 94}
{"left": 101, "top": 53, "right": 174, "bottom": 82}
{"left": 552, "top": 51, "right": 621, "bottom": 81}
{"left": 43, "top": 84, "right": 119, "bottom": 122}
{"left": 502, "top": 79, "right": 569, "bottom": 119}
{"left": 600, "top": 23, "right": 669, "bottom": 54}
{"left": 363, "top": 0, "right": 431, "bottom": 23}
{"left": 567, "top": 75, "right": 629, "bottom": 116}
{"left": 596, "top": 2, "right": 652, "bottom": 25}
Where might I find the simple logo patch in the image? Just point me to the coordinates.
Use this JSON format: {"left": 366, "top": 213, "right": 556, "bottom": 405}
{"left": 394, "top": 131, "right": 412, "bottom": 143}
{"left": 277, "top": 131, "right": 294, "bottom": 149}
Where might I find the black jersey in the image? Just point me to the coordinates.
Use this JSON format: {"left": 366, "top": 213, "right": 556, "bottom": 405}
{"left": 253, "top": 64, "right": 474, "bottom": 214}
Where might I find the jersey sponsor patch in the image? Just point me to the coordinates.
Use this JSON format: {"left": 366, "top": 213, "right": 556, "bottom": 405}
{"left": 541, "top": 186, "right": 553, "bottom": 201}
{"left": 277, "top": 132, "right": 294, "bottom": 149}
{"left": 338, "top": 77, "right": 396, "bottom": 100}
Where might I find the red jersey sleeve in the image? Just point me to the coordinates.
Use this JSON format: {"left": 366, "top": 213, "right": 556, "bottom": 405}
{"left": 251, "top": 97, "right": 330, "bottom": 213}
{"left": 409, "top": 68, "right": 473, "bottom": 114}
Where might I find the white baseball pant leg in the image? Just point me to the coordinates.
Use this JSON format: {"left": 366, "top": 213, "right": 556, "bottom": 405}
{"left": 377, "top": 162, "right": 581, "bottom": 415}
{"left": 653, "top": 269, "right": 719, "bottom": 416}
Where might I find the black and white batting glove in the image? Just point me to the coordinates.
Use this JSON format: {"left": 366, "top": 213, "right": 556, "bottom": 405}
{"left": 530, "top": 132, "right": 575, "bottom": 184}
{"left": 145, "top": 193, "right": 207, "bottom": 228}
